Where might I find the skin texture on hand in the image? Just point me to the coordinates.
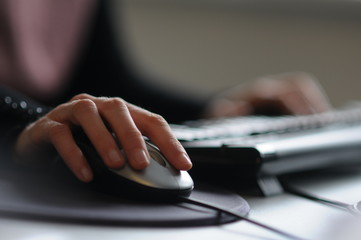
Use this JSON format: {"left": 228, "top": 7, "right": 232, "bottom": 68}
{"left": 203, "top": 72, "right": 332, "bottom": 118}
{"left": 14, "top": 94, "right": 192, "bottom": 182}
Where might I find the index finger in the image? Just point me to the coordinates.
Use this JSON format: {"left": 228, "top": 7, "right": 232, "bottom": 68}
{"left": 127, "top": 104, "right": 192, "bottom": 171}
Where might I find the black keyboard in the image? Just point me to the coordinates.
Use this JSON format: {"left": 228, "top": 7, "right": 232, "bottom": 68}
{"left": 171, "top": 104, "right": 361, "bottom": 194}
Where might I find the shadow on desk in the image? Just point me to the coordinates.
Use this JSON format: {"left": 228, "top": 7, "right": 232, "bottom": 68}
{"left": 0, "top": 162, "right": 249, "bottom": 228}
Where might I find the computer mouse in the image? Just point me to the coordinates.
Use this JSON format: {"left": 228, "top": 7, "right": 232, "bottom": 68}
{"left": 73, "top": 129, "right": 194, "bottom": 202}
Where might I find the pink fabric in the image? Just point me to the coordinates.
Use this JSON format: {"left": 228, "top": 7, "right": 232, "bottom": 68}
{"left": 0, "top": 0, "right": 96, "bottom": 100}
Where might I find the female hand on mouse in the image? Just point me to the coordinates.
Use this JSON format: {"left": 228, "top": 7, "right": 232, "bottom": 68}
{"left": 203, "top": 72, "right": 332, "bottom": 118}
{"left": 14, "top": 94, "right": 192, "bottom": 182}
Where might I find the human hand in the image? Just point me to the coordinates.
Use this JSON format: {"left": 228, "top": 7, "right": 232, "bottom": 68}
{"left": 203, "top": 72, "right": 332, "bottom": 118}
{"left": 14, "top": 94, "right": 192, "bottom": 182}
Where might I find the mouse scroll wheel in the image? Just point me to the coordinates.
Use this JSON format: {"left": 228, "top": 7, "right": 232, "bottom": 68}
{"left": 148, "top": 148, "right": 166, "bottom": 167}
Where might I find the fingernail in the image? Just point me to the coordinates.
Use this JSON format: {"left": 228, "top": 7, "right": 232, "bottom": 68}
{"left": 178, "top": 152, "right": 192, "bottom": 170}
{"left": 108, "top": 149, "right": 123, "bottom": 165}
{"left": 134, "top": 150, "right": 150, "bottom": 168}
{"left": 81, "top": 167, "right": 93, "bottom": 182}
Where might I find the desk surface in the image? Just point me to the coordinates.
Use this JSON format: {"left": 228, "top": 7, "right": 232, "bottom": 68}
{"left": 1, "top": 168, "right": 361, "bottom": 240}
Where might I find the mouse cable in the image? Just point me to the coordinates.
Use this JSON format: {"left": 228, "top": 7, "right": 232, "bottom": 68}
{"left": 282, "top": 183, "right": 347, "bottom": 209}
{"left": 179, "top": 197, "right": 307, "bottom": 240}
{"left": 282, "top": 183, "right": 361, "bottom": 216}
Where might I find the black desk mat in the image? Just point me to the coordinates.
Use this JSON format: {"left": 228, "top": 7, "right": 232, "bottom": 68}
{"left": 0, "top": 167, "right": 250, "bottom": 227}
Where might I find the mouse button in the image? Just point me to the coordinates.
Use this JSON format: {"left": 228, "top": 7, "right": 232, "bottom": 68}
{"left": 148, "top": 149, "right": 166, "bottom": 167}
{"left": 142, "top": 161, "right": 188, "bottom": 190}
{"left": 146, "top": 159, "right": 194, "bottom": 191}
{"left": 176, "top": 171, "right": 194, "bottom": 190}
{"left": 145, "top": 142, "right": 167, "bottom": 167}
{"left": 110, "top": 160, "right": 181, "bottom": 190}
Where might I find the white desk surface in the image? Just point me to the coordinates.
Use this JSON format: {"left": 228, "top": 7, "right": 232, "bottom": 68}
{"left": 1, "top": 168, "right": 361, "bottom": 240}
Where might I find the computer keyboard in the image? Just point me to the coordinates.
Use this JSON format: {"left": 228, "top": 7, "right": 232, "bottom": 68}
{"left": 170, "top": 103, "right": 361, "bottom": 195}
{"left": 171, "top": 104, "right": 361, "bottom": 142}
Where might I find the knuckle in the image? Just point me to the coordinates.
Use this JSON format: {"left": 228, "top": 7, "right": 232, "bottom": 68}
{"left": 102, "top": 98, "right": 127, "bottom": 112}
{"left": 146, "top": 113, "right": 168, "bottom": 127}
{"left": 95, "top": 135, "right": 118, "bottom": 153}
{"left": 72, "top": 99, "right": 97, "bottom": 114}
{"left": 280, "top": 72, "right": 316, "bottom": 87}
{"left": 45, "top": 103, "right": 68, "bottom": 119}
{"left": 103, "top": 97, "right": 127, "bottom": 111}
{"left": 23, "top": 121, "right": 43, "bottom": 145}
{"left": 48, "top": 124, "right": 69, "bottom": 141}
{"left": 62, "top": 147, "right": 79, "bottom": 160}
{"left": 124, "top": 128, "right": 143, "bottom": 142}
{"left": 168, "top": 137, "right": 183, "bottom": 150}
{"left": 169, "top": 131, "right": 183, "bottom": 144}
{"left": 70, "top": 93, "right": 92, "bottom": 101}
{"left": 290, "top": 72, "right": 315, "bottom": 80}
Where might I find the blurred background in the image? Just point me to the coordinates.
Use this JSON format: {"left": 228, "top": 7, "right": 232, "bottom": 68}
{"left": 110, "top": 0, "right": 361, "bottom": 108}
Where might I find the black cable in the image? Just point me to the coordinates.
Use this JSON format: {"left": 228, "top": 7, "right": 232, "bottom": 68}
{"left": 180, "top": 196, "right": 308, "bottom": 240}
{"left": 282, "top": 183, "right": 361, "bottom": 217}
{"left": 283, "top": 184, "right": 349, "bottom": 209}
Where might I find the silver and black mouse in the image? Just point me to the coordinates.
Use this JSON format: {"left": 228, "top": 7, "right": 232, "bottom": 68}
{"left": 74, "top": 129, "right": 194, "bottom": 201}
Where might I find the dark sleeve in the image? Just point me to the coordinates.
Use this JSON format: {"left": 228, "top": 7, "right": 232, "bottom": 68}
{"left": 61, "top": 1, "right": 208, "bottom": 124}
{"left": 0, "top": 86, "right": 50, "bottom": 166}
